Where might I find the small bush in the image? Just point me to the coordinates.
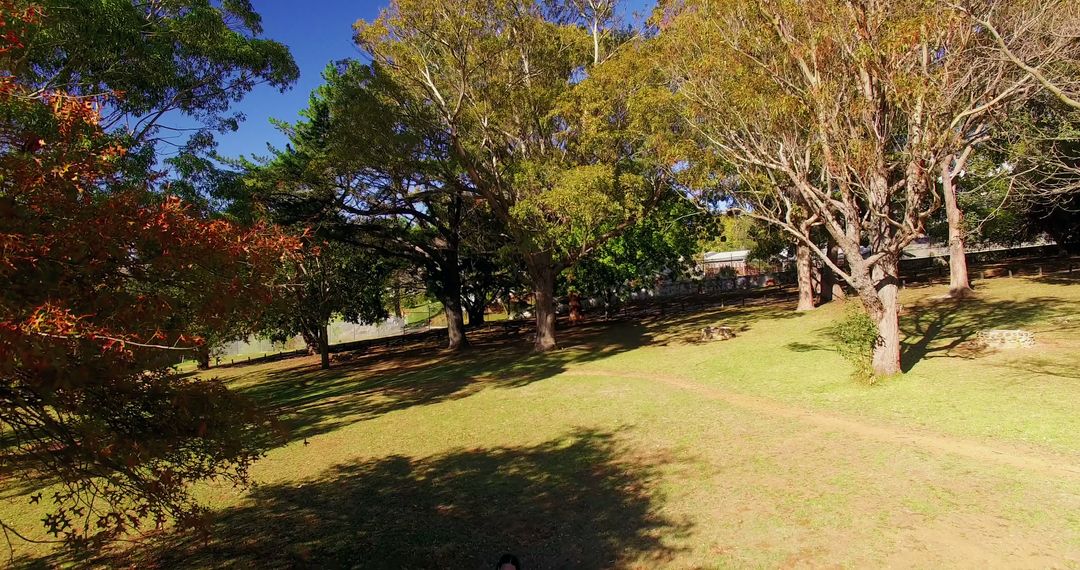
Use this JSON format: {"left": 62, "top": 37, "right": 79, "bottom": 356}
{"left": 828, "top": 303, "right": 881, "bottom": 384}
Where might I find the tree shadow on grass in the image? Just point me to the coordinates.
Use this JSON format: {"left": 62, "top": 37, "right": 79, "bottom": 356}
{"left": 900, "top": 295, "right": 1079, "bottom": 373}
{"left": 53, "top": 429, "right": 689, "bottom": 569}
{"left": 781, "top": 292, "right": 1080, "bottom": 374}
{"left": 641, "top": 297, "right": 805, "bottom": 346}
{"left": 231, "top": 321, "right": 655, "bottom": 445}
{"left": 1029, "top": 272, "right": 1080, "bottom": 287}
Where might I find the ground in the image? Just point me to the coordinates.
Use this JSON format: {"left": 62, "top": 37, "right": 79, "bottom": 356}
{"left": 4, "top": 275, "right": 1080, "bottom": 568}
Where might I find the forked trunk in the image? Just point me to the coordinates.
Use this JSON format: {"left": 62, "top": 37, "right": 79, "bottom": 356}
{"left": 795, "top": 242, "right": 815, "bottom": 311}
{"left": 865, "top": 257, "right": 902, "bottom": 376}
{"left": 942, "top": 158, "right": 973, "bottom": 298}
{"left": 526, "top": 252, "right": 558, "bottom": 352}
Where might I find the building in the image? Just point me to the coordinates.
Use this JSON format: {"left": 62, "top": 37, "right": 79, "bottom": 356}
{"left": 700, "top": 250, "right": 751, "bottom": 276}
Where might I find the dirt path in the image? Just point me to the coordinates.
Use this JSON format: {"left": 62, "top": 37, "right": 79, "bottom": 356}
{"left": 567, "top": 368, "right": 1080, "bottom": 480}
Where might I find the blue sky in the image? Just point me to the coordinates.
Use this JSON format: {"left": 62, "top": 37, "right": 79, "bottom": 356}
{"left": 214, "top": 0, "right": 656, "bottom": 160}
{"left": 210, "top": 1, "right": 385, "bottom": 159}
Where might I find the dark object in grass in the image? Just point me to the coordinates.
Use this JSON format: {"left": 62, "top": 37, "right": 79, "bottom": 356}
{"left": 496, "top": 553, "right": 521, "bottom": 569}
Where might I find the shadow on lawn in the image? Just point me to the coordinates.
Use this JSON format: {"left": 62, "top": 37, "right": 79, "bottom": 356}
{"left": 204, "top": 297, "right": 808, "bottom": 446}
{"left": 233, "top": 320, "right": 654, "bottom": 445}
{"left": 900, "top": 294, "right": 1079, "bottom": 372}
{"left": 780, "top": 291, "right": 1080, "bottom": 374}
{"left": 643, "top": 297, "right": 804, "bottom": 346}
{"left": 1029, "top": 272, "right": 1080, "bottom": 287}
{"left": 53, "top": 429, "right": 688, "bottom": 569}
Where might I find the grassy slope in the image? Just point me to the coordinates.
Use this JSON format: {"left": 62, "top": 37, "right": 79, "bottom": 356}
{"left": 4, "top": 275, "right": 1079, "bottom": 568}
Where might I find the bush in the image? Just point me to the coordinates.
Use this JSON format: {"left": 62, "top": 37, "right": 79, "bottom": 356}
{"left": 828, "top": 304, "right": 881, "bottom": 384}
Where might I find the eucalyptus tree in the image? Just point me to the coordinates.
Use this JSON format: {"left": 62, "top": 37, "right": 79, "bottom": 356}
{"left": 356, "top": 0, "right": 678, "bottom": 351}
{"left": 661, "top": 0, "right": 1071, "bottom": 375}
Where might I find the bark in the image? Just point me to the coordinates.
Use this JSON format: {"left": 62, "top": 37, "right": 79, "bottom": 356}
{"left": 465, "top": 301, "right": 486, "bottom": 328}
{"left": 795, "top": 241, "right": 815, "bottom": 312}
{"left": 568, "top": 290, "right": 583, "bottom": 324}
{"left": 392, "top": 280, "right": 404, "bottom": 319}
{"left": 437, "top": 254, "right": 469, "bottom": 351}
{"left": 525, "top": 252, "right": 558, "bottom": 352}
{"left": 864, "top": 257, "right": 902, "bottom": 377}
{"left": 819, "top": 238, "right": 842, "bottom": 303}
{"left": 318, "top": 323, "right": 330, "bottom": 370}
{"left": 442, "top": 296, "right": 468, "bottom": 351}
{"left": 942, "top": 157, "right": 974, "bottom": 298}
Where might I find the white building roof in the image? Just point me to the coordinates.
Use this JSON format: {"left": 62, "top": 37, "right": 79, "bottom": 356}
{"left": 703, "top": 250, "right": 750, "bottom": 263}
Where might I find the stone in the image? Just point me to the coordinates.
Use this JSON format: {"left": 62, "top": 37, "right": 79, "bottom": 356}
{"left": 701, "top": 325, "right": 736, "bottom": 341}
{"left": 975, "top": 329, "right": 1035, "bottom": 349}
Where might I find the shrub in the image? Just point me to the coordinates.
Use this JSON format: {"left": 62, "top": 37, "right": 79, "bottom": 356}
{"left": 828, "top": 304, "right": 881, "bottom": 384}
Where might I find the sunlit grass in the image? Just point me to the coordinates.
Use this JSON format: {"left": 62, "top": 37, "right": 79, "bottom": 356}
{"left": 4, "top": 275, "right": 1080, "bottom": 567}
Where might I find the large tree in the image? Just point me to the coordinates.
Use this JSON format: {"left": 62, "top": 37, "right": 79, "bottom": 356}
{"left": 566, "top": 192, "right": 709, "bottom": 318}
{"left": 660, "top": 0, "right": 1068, "bottom": 375}
{"left": 261, "top": 240, "right": 389, "bottom": 370}
{"left": 0, "top": 10, "right": 295, "bottom": 549}
{"left": 0, "top": 1, "right": 299, "bottom": 547}
{"left": 251, "top": 62, "right": 481, "bottom": 350}
{"left": 355, "top": 0, "right": 678, "bottom": 351}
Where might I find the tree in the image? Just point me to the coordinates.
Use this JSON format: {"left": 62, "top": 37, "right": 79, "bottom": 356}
{"left": 9, "top": 0, "right": 298, "bottom": 164}
{"left": 356, "top": 0, "right": 677, "bottom": 351}
{"left": 986, "top": 96, "right": 1080, "bottom": 249}
{"left": 0, "top": 4, "right": 298, "bottom": 545}
{"left": 261, "top": 240, "right": 389, "bottom": 370}
{"left": 567, "top": 192, "right": 708, "bottom": 317}
{"left": 960, "top": 0, "right": 1080, "bottom": 111}
{"left": 253, "top": 62, "right": 480, "bottom": 351}
{"left": 459, "top": 206, "right": 519, "bottom": 327}
{"left": 660, "top": 0, "right": 1068, "bottom": 375}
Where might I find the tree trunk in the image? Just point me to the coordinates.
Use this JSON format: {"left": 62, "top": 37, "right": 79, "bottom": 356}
{"left": 866, "top": 257, "right": 902, "bottom": 377}
{"left": 795, "top": 241, "right": 815, "bottom": 311}
{"left": 568, "top": 290, "right": 583, "bottom": 324}
{"left": 819, "top": 238, "right": 841, "bottom": 304}
{"left": 443, "top": 298, "right": 468, "bottom": 351}
{"left": 465, "top": 300, "right": 486, "bottom": 328}
{"left": 393, "top": 278, "right": 404, "bottom": 319}
{"left": 438, "top": 255, "right": 469, "bottom": 351}
{"left": 526, "top": 252, "right": 558, "bottom": 352}
{"left": 196, "top": 344, "right": 211, "bottom": 370}
{"left": 942, "top": 157, "right": 973, "bottom": 298}
{"left": 318, "top": 323, "right": 330, "bottom": 370}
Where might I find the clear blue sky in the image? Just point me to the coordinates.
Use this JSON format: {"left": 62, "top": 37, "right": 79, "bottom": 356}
{"left": 212, "top": 1, "right": 385, "bottom": 160}
{"left": 216, "top": 0, "right": 656, "bottom": 160}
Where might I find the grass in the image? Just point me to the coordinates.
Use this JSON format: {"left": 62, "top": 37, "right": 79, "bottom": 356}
{"left": 3, "top": 275, "right": 1080, "bottom": 568}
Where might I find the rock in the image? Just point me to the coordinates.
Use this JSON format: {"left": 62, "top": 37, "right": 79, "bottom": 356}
{"left": 701, "top": 325, "right": 736, "bottom": 341}
{"left": 976, "top": 329, "right": 1035, "bottom": 349}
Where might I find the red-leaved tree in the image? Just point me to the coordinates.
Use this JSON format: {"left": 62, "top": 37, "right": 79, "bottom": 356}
{"left": 0, "top": 2, "right": 298, "bottom": 549}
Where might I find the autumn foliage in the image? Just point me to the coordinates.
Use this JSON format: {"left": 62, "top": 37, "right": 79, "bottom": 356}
{"left": 1, "top": 2, "right": 298, "bottom": 547}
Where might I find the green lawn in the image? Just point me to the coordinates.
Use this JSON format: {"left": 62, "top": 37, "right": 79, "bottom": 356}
{"left": 4, "top": 275, "right": 1080, "bottom": 568}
